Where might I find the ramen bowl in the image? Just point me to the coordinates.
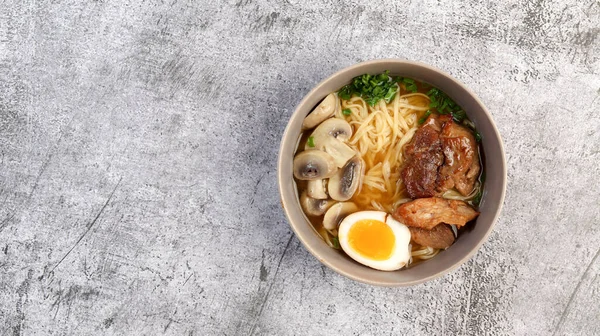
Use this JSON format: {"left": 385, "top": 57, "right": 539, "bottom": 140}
{"left": 277, "top": 59, "right": 506, "bottom": 286}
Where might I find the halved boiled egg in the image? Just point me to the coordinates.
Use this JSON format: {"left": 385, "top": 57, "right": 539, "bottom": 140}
{"left": 338, "top": 211, "right": 411, "bottom": 271}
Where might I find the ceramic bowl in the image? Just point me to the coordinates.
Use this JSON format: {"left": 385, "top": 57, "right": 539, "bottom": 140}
{"left": 277, "top": 59, "right": 506, "bottom": 286}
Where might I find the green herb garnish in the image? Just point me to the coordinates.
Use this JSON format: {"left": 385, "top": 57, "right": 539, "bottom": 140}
{"left": 342, "top": 108, "right": 352, "bottom": 116}
{"left": 332, "top": 236, "right": 340, "bottom": 249}
{"left": 337, "top": 71, "right": 399, "bottom": 106}
{"left": 307, "top": 136, "right": 315, "bottom": 148}
{"left": 472, "top": 172, "right": 485, "bottom": 207}
{"left": 474, "top": 131, "right": 482, "bottom": 143}
{"left": 452, "top": 109, "right": 467, "bottom": 123}
{"left": 473, "top": 190, "right": 482, "bottom": 206}
{"left": 426, "top": 88, "right": 476, "bottom": 129}
{"left": 397, "top": 77, "right": 418, "bottom": 93}
{"left": 418, "top": 110, "right": 432, "bottom": 124}
{"left": 338, "top": 86, "right": 353, "bottom": 100}
{"left": 427, "top": 88, "right": 466, "bottom": 113}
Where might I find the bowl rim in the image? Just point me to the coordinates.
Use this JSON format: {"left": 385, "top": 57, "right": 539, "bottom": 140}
{"left": 277, "top": 59, "right": 507, "bottom": 286}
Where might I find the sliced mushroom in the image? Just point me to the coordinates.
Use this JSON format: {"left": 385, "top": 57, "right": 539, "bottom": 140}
{"left": 306, "top": 118, "right": 355, "bottom": 168}
{"left": 307, "top": 118, "right": 353, "bottom": 147}
{"left": 293, "top": 150, "right": 337, "bottom": 180}
{"left": 302, "top": 93, "right": 340, "bottom": 130}
{"left": 328, "top": 155, "right": 365, "bottom": 201}
{"left": 323, "top": 139, "right": 357, "bottom": 168}
{"left": 300, "top": 191, "right": 335, "bottom": 216}
{"left": 323, "top": 202, "right": 359, "bottom": 230}
{"left": 307, "top": 179, "right": 328, "bottom": 199}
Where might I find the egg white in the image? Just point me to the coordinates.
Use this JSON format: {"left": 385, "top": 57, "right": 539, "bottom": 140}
{"left": 338, "top": 211, "right": 411, "bottom": 271}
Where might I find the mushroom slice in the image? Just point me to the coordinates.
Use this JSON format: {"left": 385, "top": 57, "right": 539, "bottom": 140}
{"left": 323, "top": 202, "right": 358, "bottom": 231}
{"left": 293, "top": 150, "right": 337, "bottom": 180}
{"left": 300, "top": 191, "right": 335, "bottom": 216}
{"left": 307, "top": 179, "right": 328, "bottom": 199}
{"left": 306, "top": 118, "right": 355, "bottom": 168}
{"left": 328, "top": 155, "right": 365, "bottom": 201}
{"left": 302, "top": 93, "right": 340, "bottom": 130}
{"left": 307, "top": 118, "right": 353, "bottom": 148}
{"left": 323, "top": 139, "right": 356, "bottom": 168}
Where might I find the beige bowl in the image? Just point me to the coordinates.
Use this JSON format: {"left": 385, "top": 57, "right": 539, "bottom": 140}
{"left": 277, "top": 59, "right": 506, "bottom": 286}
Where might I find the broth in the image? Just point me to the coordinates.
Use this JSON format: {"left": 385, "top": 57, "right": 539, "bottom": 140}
{"left": 295, "top": 76, "right": 484, "bottom": 268}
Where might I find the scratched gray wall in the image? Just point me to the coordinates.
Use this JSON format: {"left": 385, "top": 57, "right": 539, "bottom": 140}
{"left": 0, "top": 0, "right": 599, "bottom": 335}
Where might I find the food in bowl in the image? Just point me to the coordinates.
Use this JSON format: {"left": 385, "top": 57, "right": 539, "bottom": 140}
{"left": 293, "top": 71, "right": 484, "bottom": 271}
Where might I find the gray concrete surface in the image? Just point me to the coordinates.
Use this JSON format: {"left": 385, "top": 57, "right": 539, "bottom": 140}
{"left": 1, "top": 0, "right": 599, "bottom": 335}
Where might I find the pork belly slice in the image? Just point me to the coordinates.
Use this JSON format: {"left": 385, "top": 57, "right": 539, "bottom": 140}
{"left": 394, "top": 197, "right": 479, "bottom": 230}
{"left": 409, "top": 224, "right": 455, "bottom": 249}
{"left": 401, "top": 117, "right": 444, "bottom": 198}
{"left": 401, "top": 114, "right": 481, "bottom": 198}
{"left": 437, "top": 120, "right": 480, "bottom": 196}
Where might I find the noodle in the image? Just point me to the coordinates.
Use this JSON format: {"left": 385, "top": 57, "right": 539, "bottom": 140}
{"left": 442, "top": 182, "right": 481, "bottom": 201}
{"left": 410, "top": 245, "right": 440, "bottom": 261}
{"left": 339, "top": 93, "right": 429, "bottom": 214}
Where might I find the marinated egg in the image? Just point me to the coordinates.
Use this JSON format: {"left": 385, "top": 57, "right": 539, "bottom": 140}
{"left": 338, "top": 211, "right": 411, "bottom": 271}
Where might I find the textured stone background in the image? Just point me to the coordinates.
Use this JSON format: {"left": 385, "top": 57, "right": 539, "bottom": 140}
{"left": 1, "top": 0, "right": 599, "bottom": 335}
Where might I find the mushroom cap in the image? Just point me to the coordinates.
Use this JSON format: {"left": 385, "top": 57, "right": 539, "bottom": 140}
{"left": 306, "top": 118, "right": 355, "bottom": 167}
{"left": 307, "top": 179, "right": 328, "bottom": 199}
{"left": 329, "top": 155, "right": 365, "bottom": 201}
{"left": 293, "top": 150, "right": 337, "bottom": 180}
{"left": 302, "top": 93, "right": 339, "bottom": 130}
{"left": 300, "top": 191, "right": 335, "bottom": 217}
{"left": 323, "top": 138, "right": 356, "bottom": 168}
{"left": 306, "top": 118, "right": 353, "bottom": 151}
{"left": 323, "top": 202, "right": 359, "bottom": 231}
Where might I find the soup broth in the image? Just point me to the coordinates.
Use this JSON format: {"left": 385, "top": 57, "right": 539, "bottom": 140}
{"left": 294, "top": 74, "right": 484, "bottom": 268}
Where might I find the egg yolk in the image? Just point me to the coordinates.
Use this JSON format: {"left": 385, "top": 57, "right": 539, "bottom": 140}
{"left": 347, "top": 219, "right": 395, "bottom": 260}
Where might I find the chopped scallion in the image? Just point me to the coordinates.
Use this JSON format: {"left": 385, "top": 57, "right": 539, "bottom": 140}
{"left": 337, "top": 71, "right": 399, "bottom": 106}
{"left": 426, "top": 87, "right": 470, "bottom": 123}
{"left": 452, "top": 110, "right": 467, "bottom": 122}
{"left": 473, "top": 190, "right": 482, "bottom": 206}
{"left": 419, "top": 110, "right": 432, "bottom": 124}
{"left": 332, "top": 236, "right": 340, "bottom": 249}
